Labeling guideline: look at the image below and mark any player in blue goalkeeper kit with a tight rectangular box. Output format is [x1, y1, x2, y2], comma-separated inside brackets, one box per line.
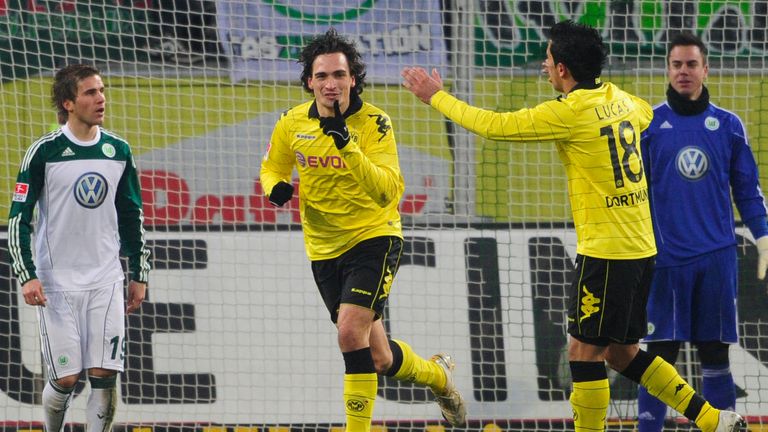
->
[638, 32, 768, 432]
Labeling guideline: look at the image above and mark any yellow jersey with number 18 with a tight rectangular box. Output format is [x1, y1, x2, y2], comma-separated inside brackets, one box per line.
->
[431, 81, 655, 259]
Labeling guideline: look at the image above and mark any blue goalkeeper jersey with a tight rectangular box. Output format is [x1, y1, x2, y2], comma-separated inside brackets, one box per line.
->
[641, 101, 767, 267]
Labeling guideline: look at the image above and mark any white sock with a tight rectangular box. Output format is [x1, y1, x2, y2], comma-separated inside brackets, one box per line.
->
[42, 381, 74, 432]
[86, 375, 117, 432]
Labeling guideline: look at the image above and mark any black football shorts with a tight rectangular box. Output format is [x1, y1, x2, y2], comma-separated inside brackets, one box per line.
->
[311, 236, 403, 323]
[567, 254, 655, 343]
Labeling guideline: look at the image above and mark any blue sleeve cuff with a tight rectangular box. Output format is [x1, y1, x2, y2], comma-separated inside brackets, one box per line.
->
[745, 215, 768, 240]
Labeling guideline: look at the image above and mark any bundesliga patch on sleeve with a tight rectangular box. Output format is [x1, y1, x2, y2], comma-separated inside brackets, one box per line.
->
[13, 182, 29, 202]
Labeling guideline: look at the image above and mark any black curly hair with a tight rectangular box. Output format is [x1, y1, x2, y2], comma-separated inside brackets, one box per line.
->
[298, 28, 366, 95]
[549, 20, 607, 83]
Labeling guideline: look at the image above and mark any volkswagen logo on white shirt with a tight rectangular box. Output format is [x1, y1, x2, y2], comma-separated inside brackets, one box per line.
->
[676, 146, 709, 180]
[74, 172, 109, 208]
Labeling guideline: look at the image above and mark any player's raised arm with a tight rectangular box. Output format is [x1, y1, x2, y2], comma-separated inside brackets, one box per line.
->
[401, 67, 444, 104]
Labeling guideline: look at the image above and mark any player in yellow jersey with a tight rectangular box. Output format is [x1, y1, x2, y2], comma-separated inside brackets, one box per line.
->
[402, 20, 744, 432]
[260, 29, 466, 431]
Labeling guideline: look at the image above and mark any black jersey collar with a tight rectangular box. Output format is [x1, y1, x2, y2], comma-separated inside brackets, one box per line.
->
[559, 78, 602, 100]
[309, 91, 363, 119]
[570, 77, 603, 93]
[666, 84, 710, 116]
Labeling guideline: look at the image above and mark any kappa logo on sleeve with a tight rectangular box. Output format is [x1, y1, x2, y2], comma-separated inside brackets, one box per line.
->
[13, 182, 29, 202]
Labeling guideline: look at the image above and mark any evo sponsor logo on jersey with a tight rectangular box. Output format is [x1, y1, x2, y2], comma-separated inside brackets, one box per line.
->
[74, 172, 109, 208]
[604, 187, 649, 207]
[294, 151, 348, 169]
[12, 182, 29, 202]
[676, 146, 709, 180]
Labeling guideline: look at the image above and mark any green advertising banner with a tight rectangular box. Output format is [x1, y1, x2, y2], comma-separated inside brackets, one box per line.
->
[475, 0, 767, 67]
[0, 0, 152, 81]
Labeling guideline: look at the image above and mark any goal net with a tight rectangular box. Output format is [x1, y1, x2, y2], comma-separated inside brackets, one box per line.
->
[1, 1, 767, 431]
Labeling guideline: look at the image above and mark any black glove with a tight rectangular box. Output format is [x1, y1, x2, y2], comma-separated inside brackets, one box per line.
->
[268, 181, 294, 207]
[319, 100, 350, 150]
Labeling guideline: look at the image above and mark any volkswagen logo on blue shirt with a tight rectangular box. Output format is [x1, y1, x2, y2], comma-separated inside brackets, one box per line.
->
[676, 146, 709, 180]
[74, 172, 109, 208]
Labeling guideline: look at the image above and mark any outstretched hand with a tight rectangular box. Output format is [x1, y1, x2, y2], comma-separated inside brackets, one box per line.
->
[319, 101, 350, 150]
[401, 67, 443, 104]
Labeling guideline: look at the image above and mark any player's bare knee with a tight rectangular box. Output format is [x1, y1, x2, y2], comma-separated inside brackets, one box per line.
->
[605, 343, 639, 372]
[336, 327, 368, 352]
[88, 368, 118, 379]
[55, 374, 80, 389]
[371, 350, 393, 374]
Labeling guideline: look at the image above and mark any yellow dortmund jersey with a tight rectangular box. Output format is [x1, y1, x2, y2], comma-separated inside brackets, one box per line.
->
[260, 95, 404, 260]
[432, 81, 656, 259]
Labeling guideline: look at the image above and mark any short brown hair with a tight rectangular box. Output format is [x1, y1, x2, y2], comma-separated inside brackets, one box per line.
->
[51, 64, 101, 123]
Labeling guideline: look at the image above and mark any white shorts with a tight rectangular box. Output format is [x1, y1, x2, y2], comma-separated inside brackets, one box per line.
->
[38, 281, 125, 380]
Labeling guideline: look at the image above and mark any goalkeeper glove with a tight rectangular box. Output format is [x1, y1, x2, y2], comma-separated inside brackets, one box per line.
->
[268, 181, 293, 207]
[319, 100, 350, 150]
[758, 236, 768, 280]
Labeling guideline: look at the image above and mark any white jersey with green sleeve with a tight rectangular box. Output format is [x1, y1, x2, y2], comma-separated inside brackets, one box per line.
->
[8, 124, 150, 291]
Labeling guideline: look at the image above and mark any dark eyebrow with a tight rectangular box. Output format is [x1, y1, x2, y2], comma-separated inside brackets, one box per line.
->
[314, 69, 348, 77]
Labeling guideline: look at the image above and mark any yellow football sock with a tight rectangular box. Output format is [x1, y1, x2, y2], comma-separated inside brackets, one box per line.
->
[344, 373, 377, 432]
[570, 379, 609, 431]
[639, 356, 698, 415]
[694, 403, 720, 432]
[390, 339, 446, 391]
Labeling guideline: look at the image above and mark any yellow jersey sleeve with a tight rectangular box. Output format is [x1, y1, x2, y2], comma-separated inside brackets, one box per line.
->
[260, 112, 296, 195]
[431, 83, 656, 259]
[338, 112, 404, 208]
[431, 90, 573, 142]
